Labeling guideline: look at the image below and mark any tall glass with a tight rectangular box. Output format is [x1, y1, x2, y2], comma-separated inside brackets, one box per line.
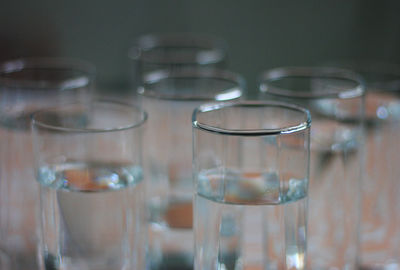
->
[259, 67, 365, 270]
[139, 68, 244, 270]
[0, 58, 94, 269]
[31, 100, 147, 270]
[192, 101, 311, 270]
[128, 33, 228, 96]
[330, 62, 400, 270]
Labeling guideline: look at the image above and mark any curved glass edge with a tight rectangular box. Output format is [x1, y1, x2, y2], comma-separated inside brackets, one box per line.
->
[192, 101, 311, 136]
[127, 32, 228, 65]
[0, 57, 96, 89]
[137, 68, 246, 101]
[31, 99, 147, 134]
[322, 60, 400, 92]
[258, 66, 365, 99]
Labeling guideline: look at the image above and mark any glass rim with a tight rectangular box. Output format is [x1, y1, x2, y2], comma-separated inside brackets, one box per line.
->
[324, 59, 400, 75]
[0, 57, 96, 90]
[128, 32, 228, 65]
[138, 67, 245, 101]
[31, 99, 147, 133]
[259, 66, 365, 99]
[192, 100, 311, 136]
[323, 60, 400, 91]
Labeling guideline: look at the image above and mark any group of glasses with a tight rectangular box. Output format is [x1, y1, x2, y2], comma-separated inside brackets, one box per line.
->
[0, 33, 399, 270]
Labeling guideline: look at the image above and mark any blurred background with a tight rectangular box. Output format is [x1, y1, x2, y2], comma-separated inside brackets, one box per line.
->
[1, 0, 400, 96]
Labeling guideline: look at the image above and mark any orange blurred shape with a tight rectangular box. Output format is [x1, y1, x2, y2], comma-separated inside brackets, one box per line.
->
[64, 169, 108, 191]
[165, 201, 193, 229]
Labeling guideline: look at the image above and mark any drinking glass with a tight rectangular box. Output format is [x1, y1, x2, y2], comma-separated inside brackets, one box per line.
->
[139, 68, 244, 270]
[128, 33, 228, 95]
[192, 101, 311, 270]
[259, 67, 365, 270]
[31, 100, 147, 270]
[0, 58, 94, 269]
[330, 61, 400, 270]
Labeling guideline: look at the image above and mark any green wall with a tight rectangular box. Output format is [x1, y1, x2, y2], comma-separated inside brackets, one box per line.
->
[1, 0, 399, 95]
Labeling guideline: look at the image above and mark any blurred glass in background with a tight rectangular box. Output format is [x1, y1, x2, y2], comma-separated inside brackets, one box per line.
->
[139, 67, 244, 270]
[259, 67, 364, 270]
[0, 58, 94, 270]
[328, 61, 400, 270]
[127, 33, 228, 99]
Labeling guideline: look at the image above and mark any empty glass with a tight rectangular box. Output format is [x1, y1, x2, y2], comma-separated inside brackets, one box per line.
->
[31, 100, 147, 270]
[192, 101, 311, 270]
[139, 68, 244, 270]
[259, 67, 365, 270]
[0, 58, 94, 269]
[128, 33, 228, 95]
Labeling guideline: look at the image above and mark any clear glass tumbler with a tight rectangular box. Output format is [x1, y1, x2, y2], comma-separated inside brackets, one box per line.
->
[192, 101, 311, 270]
[0, 58, 94, 269]
[259, 67, 365, 270]
[139, 68, 244, 270]
[330, 62, 400, 270]
[128, 33, 228, 95]
[31, 100, 147, 270]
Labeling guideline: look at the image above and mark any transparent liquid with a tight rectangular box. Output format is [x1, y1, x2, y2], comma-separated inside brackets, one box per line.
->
[194, 169, 307, 270]
[37, 162, 145, 270]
